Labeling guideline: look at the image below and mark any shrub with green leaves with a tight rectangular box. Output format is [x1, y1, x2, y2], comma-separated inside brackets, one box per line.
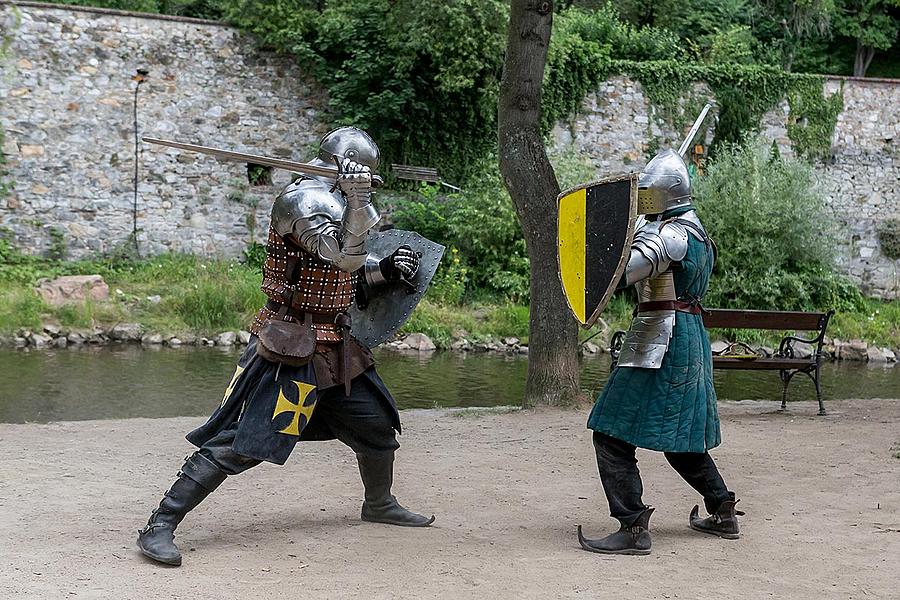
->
[693, 139, 863, 312]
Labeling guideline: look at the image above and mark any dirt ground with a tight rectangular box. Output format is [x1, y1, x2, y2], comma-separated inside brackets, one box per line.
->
[1, 399, 898, 600]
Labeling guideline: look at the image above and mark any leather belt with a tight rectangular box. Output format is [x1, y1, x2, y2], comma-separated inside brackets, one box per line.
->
[265, 300, 354, 396]
[265, 300, 344, 324]
[637, 300, 703, 314]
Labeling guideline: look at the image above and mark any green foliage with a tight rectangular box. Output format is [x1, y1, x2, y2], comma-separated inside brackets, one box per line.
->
[41, 0, 225, 17]
[242, 240, 267, 270]
[693, 139, 864, 313]
[219, 0, 508, 181]
[392, 173, 529, 301]
[876, 217, 900, 260]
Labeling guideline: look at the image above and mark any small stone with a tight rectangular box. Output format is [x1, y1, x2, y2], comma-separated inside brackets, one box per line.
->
[403, 333, 436, 352]
[110, 323, 143, 342]
[180, 333, 198, 345]
[450, 339, 470, 351]
[20, 144, 44, 157]
[583, 341, 600, 354]
[31, 334, 52, 348]
[791, 341, 814, 359]
[141, 333, 164, 345]
[503, 337, 520, 347]
[146, 295, 162, 304]
[14, 337, 27, 347]
[55, 337, 68, 349]
[866, 346, 887, 363]
[42, 323, 61, 337]
[710, 340, 729, 355]
[238, 330, 251, 344]
[167, 338, 182, 347]
[215, 331, 236, 346]
[67, 331, 87, 345]
[517, 346, 529, 355]
[839, 339, 868, 361]
[880, 347, 896, 362]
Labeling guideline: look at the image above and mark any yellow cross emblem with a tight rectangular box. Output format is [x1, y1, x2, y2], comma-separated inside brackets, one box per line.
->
[221, 365, 245, 407]
[272, 380, 317, 436]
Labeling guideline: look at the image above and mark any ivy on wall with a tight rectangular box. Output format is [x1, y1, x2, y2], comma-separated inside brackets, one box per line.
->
[543, 8, 844, 163]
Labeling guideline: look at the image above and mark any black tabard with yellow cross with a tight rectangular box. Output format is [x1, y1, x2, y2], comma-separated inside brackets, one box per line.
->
[186, 338, 319, 465]
[557, 174, 637, 328]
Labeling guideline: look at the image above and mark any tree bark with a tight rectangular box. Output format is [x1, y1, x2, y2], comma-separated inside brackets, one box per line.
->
[853, 39, 876, 77]
[498, 0, 580, 407]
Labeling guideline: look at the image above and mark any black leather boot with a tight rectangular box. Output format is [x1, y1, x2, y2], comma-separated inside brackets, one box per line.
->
[357, 452, 435, 527]
[689, 495, 742, 539]
[577, 507, 654, 555]
[137, 453, 228, 566]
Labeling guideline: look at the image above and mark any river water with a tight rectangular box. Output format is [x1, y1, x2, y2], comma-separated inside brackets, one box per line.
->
[0, 346, 897, 423]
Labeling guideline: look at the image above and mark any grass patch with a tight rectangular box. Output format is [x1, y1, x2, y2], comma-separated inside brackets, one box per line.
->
[0, 246, 898, 348]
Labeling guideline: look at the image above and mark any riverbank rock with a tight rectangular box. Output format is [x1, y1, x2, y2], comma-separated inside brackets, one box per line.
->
[238, 330, 251, 345]
[503, 337, 520, 347]
[36, 275, 109, 307]
[450, 339, 471, 351]
[215, 331, 236, 346]
[141, 333, 163, 345]
[792, 341, 815, 359]
[583, 342, 600, 354]
[710, 340, 729, 355]
[839, 339, 868, 362]
[866, 346, 888, 363]
[881, 347, 897, 362]
[403, 333, 436, 352]
[110, 323, 143, 342]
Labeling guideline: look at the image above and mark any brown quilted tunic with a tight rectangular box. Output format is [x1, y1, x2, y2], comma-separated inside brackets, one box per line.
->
[250, 226, 356, 343]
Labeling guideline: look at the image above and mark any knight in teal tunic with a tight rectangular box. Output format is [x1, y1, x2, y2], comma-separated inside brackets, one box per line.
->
[578, 149, 742, 556]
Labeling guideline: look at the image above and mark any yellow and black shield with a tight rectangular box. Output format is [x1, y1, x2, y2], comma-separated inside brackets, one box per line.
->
[557, 174, 638, 328]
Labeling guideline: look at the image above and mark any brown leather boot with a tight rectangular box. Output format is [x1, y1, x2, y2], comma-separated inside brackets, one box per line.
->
[577, 507, 654, 555]
[689, 498, 741, 539]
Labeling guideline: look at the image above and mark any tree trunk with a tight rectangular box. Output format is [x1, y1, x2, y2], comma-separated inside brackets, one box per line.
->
[853, 39, 876, 77]
[498, 0, 580, 407]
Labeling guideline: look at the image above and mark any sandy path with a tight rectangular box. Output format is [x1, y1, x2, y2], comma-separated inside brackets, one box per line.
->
[0, 399, 898, 600]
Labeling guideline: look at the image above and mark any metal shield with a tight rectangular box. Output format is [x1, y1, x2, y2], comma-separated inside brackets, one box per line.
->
[557, 173, 637, 328]
[349, 229, 445, 348]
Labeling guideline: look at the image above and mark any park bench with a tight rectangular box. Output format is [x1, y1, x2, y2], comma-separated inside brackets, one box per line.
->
[391, 164, 462, 191]
[610, 308, 835, 415]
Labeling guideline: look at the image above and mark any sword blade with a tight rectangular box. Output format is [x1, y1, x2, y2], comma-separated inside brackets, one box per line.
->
[142, 137, 339, 179]
[678, 103, 713, 157]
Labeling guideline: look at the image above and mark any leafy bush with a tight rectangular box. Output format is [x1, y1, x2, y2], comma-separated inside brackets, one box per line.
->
[693, 139, 863, 312]
[391, 169, 529, 301]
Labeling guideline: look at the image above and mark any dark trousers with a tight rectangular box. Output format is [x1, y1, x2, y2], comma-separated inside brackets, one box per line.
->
[199, 375, 400, 475]
[593, 432, 732, 526]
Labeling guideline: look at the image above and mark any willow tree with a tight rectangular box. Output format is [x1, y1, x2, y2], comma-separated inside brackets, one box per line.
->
[499, 0, 580, 406]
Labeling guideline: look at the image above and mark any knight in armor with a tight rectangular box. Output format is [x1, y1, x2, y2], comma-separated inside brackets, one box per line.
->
[578, 149, 741, 556]
[137, 127, 434, 567]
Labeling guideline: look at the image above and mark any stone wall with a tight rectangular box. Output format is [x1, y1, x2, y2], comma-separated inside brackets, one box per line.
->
[1, 2, 324, 258]
[552, 75, 900, 299]
[1, 3, 897, 299]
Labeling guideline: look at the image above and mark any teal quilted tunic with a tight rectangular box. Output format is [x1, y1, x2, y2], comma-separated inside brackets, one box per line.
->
[587, 211, 720, 453]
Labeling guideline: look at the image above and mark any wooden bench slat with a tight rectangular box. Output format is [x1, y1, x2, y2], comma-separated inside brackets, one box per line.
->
[712, 357, 815, 370]
[703, 309, 826, 331]
[391, 164, 440, 183]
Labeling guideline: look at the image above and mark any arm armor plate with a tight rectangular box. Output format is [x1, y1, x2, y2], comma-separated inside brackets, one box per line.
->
[622, 220, 689, 286]
[271, 180, 381, 273]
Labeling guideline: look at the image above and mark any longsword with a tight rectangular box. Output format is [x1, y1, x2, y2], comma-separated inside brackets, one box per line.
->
[677, 103, 713, 157]
[142, 136, 384, 186]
